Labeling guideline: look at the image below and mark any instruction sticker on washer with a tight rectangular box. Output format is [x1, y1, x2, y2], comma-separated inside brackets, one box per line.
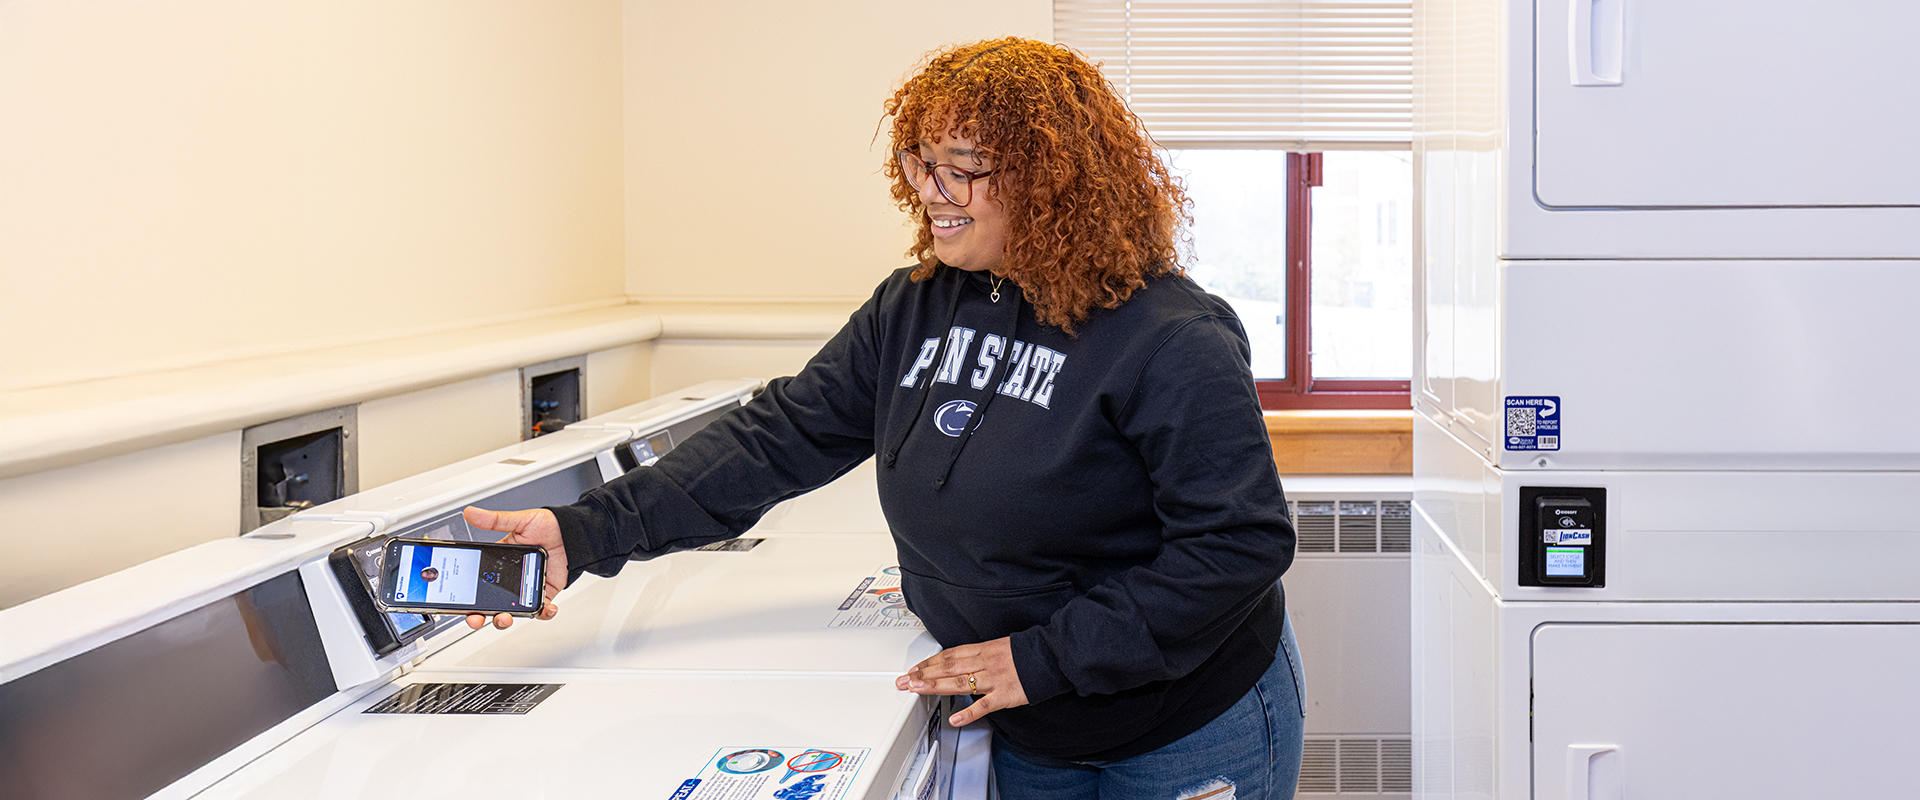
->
[828, 566, 922, 629]
[666, 746, 869, 800]
[364, 682, 561, 715]
[1503, 396, 1561, 451]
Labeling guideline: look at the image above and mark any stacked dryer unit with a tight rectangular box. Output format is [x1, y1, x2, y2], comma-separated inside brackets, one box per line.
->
[1413, 1, 1920, 798]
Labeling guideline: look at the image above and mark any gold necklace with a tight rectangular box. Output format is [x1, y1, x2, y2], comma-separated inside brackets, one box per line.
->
[990, 274, 1005, 302]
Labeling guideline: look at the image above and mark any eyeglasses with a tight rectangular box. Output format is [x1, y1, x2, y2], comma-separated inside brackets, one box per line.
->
[898, 149, 996, 207]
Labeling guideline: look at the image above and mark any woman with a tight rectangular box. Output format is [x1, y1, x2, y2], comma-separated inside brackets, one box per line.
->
[467, 37, 1304, 798]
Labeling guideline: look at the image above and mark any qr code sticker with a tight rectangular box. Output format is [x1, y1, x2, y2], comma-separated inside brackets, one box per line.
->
[1506, 407, 1537, 437]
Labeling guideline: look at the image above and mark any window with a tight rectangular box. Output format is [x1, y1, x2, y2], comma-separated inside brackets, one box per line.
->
[1174, 149, 1411, 409]
[1056, 0, 1415, 409]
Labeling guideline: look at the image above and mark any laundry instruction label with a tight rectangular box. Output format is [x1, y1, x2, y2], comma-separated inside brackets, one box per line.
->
[363, 682, 561, 715]
[1504, 396, 1561, 451]
[668, 746, 869, 800]
[696, 538, 765, 552]
[828, 567, 922, 630]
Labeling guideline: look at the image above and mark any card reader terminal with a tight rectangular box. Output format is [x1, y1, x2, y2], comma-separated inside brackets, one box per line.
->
[1518, 486, 1606, 588]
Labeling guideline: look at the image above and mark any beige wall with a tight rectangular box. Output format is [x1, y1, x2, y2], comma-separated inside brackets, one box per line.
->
[0, 0, 627, 391]
[0, 0, 1057, 608]
[622, 0, 1053, 305]
[585, 342, 656, 417]
[0, 432, 242, 610]
[650, 339, 830, 392]
[356, 370, 524, 489]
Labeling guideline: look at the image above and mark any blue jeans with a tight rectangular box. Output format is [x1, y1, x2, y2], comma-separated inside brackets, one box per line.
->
[991, 616, 1306, 800]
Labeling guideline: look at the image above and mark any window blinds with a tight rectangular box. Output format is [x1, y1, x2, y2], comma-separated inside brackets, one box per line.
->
[1053, 0, 1413, 148]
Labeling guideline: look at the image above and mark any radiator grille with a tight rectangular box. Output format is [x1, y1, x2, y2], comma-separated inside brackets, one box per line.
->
[1298, 736, 1413, 798]
[1294, 501, 1338, 552]
[1379, 500, 1412, 553]
[1298, 739, 1338, 792]
[1381, 739, 1413, 792]
[1337, 501, 1378, 552]
[1337, 739, 1381, 793]
[1290, 497, 1412, 556]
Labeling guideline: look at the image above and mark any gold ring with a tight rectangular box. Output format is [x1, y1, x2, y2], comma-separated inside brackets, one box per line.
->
[967, 672, 979, 693]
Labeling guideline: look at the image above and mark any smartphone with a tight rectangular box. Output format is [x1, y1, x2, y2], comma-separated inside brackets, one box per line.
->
[376, 537, 547, 617]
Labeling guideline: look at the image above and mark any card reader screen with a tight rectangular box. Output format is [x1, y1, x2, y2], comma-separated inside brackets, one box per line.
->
[630, 433, 671, 466]
[386, 612, 432, 633]
[1544, 547, 1586, 577]
[392, 543, 539, 611]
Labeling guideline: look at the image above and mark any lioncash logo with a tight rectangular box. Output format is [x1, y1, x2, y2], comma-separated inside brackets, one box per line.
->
[934, 400, 977, 437]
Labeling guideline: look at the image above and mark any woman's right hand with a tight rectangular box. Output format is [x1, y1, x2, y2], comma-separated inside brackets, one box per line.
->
[461, 506, 570, 630]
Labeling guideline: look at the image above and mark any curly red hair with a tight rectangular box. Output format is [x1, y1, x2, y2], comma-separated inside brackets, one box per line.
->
[882, 38, 1189, 332]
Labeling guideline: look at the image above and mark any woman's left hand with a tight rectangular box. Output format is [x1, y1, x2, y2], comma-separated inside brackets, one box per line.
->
[896, 637, 1030, 726]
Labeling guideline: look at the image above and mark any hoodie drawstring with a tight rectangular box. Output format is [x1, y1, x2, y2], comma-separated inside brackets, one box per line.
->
[932, 281, 1022, 490]
[880, 269, 1027, 491]
[880, 272, 970, 470]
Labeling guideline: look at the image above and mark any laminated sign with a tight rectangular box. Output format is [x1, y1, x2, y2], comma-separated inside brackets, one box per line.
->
[667, 746, 870, 800]
[828, 567, 922, 629]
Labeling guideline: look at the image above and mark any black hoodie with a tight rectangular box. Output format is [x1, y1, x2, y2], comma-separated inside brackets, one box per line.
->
[548, 265, 1295, 761]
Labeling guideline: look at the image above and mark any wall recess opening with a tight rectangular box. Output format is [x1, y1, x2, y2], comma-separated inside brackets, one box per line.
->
[241, 405, 358, 532]
[521, 355, 586, 439]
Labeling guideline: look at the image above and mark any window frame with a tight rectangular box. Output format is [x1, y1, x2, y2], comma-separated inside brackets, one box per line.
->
[1256, 152, 1412, 410]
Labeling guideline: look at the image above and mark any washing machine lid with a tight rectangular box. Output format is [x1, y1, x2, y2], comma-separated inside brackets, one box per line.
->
[195, 668, 929, 800]
[435, 533, 936, 675]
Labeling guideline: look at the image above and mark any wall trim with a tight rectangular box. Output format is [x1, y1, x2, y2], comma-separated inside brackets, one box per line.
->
[0, 305, 662, 479]
[5, 297, 634, 395]
[654, 312, 850, 341]
[627, 294, 870, 307]
[0, 302, 852, 479]
[1266, 410, 1415, 476]
[630, 298, 858, 340]
[3, 305, 1407, 481]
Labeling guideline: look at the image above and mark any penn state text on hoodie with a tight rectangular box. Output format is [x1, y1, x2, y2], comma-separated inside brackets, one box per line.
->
[547, 266, 1295, 761]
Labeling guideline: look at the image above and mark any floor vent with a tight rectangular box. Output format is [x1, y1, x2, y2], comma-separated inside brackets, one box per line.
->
[1298, 736, 1413, 798]
[1291, 499, 1412, 555]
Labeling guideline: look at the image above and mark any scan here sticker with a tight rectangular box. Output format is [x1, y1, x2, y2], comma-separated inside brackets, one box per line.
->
[1504, 396, 1561, 451]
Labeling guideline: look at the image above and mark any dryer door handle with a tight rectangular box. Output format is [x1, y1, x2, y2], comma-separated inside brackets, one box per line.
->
[1570, 0, 1625, 86]
[1567, 743, 1623, 800]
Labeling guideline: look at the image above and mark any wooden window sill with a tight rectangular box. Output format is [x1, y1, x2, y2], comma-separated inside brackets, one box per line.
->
[1264, 410, 1413, 476]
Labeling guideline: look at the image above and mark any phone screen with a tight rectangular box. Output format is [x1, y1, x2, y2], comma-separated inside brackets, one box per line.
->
[389, 542, 541, 612]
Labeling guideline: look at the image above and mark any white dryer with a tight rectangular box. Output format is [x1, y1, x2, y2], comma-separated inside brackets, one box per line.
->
[1414, 2, 1920, 799]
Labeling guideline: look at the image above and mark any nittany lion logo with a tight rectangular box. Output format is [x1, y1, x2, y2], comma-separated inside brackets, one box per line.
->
[934, 399, 977, 437]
